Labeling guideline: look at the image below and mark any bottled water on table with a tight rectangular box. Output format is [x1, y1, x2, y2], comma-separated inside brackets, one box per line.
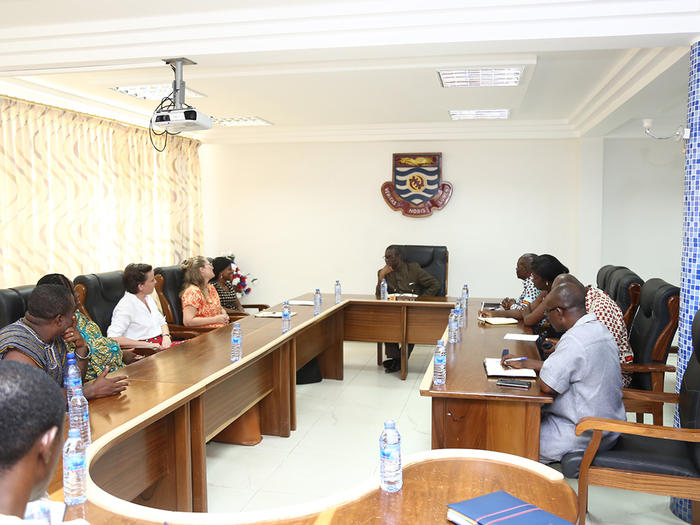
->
[453, 301, 463, 340]
[281, 301, 291, 333]
[334, 280, 342, 304]
[64, 353, 81, 405]
[69, 386, 91, 446]
[63, 428, 87, 505]
[230, 322, 242, 362]
[448, 310, 457, 344]
[379, 419, 402, 492]
[313, 289, 322, 316]
[433, 340, 446, 386]
[380, 278, 389, 300]
[461, 283, 469, 312]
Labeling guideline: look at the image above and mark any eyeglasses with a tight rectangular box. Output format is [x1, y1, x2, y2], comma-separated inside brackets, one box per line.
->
[544, 305, 571, 316]
[383, 255, 395, 261]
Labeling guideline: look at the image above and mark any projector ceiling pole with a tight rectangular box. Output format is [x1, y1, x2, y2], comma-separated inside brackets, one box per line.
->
[164, 57, 196, 110]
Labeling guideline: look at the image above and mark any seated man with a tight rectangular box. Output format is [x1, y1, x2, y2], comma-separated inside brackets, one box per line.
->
[484, 253, 540, 320]
[0, 284, 128, 400]
[501, 283, 625, 463]
[550, 273, 634, 386]
[376, 245, 440, 373]
[0, 360, 87, 523]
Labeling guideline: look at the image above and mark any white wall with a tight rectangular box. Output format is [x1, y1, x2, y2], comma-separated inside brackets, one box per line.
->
[602, 138, 684, 285]
[199, 140, 580, 305]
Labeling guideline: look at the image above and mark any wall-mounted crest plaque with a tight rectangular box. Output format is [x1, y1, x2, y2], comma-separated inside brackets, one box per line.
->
[381, 153, 452, 217]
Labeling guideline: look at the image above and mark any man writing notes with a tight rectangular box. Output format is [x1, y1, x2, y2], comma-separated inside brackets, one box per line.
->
[501, 283, 625, 463]
[376, 245, 440, 373]
[484, 253, 540, 320]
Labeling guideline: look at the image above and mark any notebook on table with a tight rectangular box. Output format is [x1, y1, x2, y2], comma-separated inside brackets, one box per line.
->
[477, 317, 518, 325]
[447, 490, 573, 524]
[483, 358, 536, 378]
[254, 311, 298, 318]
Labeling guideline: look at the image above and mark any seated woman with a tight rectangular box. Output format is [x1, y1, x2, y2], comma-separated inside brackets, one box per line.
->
[211, 256, 247, 316]
[107, 263, 174, 350]
[480, 254, 569, 329]
[36, 273, 141, 380]
[181, 256, 229, 328]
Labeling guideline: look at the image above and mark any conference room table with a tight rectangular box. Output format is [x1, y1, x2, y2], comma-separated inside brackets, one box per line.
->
[45, 294, 556, 523]
[420, 300, 553, 460]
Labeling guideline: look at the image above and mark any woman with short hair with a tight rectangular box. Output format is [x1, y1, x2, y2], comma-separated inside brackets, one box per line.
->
[181, 256, 229, 328]
[211, 256, 246, 315]
[107, 263, 173, 350]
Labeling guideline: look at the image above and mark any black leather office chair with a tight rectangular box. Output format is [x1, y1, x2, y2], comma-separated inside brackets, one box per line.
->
[377, 245, 449, 366]
[560, 309, 700, 525]
[0, 284, 34, 329]
[606, 268, 644, 331]
[622, 278, 680, 425]
[73, 271, 126, 335]
[400, 245, 449, 296]
[596, 265, 622, 293]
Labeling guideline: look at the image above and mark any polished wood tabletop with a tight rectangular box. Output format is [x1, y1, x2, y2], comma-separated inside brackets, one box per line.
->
[64, 450, 577, 525]
[420, 298, 553, 459]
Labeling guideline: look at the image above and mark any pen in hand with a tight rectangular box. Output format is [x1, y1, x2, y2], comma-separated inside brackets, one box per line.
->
[505, 357, 528, 363]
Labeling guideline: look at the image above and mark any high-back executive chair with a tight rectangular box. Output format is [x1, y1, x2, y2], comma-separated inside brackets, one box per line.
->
[621, 278, 680, 425]
[560, 308, 700, 525]
[605, 267, 644, 331]
[73, 271, 126, 335]
[0, 284, 35, 329]
[596, 264, 621, 294]
[376, 245, 449, 366]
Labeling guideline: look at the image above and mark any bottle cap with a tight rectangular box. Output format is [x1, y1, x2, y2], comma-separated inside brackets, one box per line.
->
[233, 322, 240, 328]
[68, 358, 76, 365]
[66, 352, 75, 359]
[384, 419, 396, 429]
[315, 288, 320, 293]
[68, 428, 80, 438]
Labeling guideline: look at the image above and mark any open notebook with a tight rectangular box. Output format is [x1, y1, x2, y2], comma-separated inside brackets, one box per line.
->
[477, 316, 518, 325]
[483, 358, 536, 378]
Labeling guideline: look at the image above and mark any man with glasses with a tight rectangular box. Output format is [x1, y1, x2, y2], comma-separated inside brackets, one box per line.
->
[501, 283, 625, 463]
[376, 245, 440, 373]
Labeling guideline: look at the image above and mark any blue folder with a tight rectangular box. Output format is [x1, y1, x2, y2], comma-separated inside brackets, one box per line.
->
[446, 490, 574, 525]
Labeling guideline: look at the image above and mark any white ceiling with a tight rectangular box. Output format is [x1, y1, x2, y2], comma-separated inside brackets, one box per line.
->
[0, 0, 698, 143]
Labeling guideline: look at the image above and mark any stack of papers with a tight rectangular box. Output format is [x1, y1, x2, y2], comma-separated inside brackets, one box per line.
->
[254, 311, 298, 318]
[503, 333, 539, 341]
[287, 300, 314, 306]
[477, 316, 518, 325]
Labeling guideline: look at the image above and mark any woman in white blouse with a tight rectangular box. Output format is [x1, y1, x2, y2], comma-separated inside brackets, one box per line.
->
[107, 263, 173, 351]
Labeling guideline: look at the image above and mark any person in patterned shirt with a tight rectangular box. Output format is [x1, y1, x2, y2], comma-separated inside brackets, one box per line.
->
[502, 253, 540, 310]
[549, 273, 634, 387]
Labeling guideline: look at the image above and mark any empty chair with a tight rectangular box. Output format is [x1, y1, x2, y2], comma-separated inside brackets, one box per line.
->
[622, 278, 680, 425]
[73, 271, 125, 335]
[596, 265, 622, 294]
[607, 267, 644, 330]
[560, 307, 700, 525]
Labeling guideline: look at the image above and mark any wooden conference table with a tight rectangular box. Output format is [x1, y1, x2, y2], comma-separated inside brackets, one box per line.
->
[49, 294, 554, 523]
[420, 299, 552, 460]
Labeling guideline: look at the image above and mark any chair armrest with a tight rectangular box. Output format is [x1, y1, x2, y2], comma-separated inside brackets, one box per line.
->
[169, 329, 201, 340]
[242, 303, 269, 311]
[228, 312, 248, 322]
[168, 323, 216, 336]
[575, 417, 700, 442]
[669, 345, 678, 354]
[622, 388, 680, 404]
[620, 363, 676, 373]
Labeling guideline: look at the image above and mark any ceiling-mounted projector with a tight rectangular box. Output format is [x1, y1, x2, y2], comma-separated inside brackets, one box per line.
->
[152, 108, 212, 132]
[150, 57, 211, 151]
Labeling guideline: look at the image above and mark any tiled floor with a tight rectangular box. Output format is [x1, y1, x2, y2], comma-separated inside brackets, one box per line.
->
[206, 343, 687, 524]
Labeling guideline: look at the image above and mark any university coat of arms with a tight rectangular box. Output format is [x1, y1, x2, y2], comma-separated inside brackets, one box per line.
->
[381, 153, 452, 217]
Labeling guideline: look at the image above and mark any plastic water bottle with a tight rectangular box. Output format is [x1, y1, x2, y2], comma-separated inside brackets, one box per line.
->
[313, 289, 322, 316]
[230, 322, 242, 362]
[63, 353, 81, 405]
[448, 310, 457, 344]
[63, 428, 87, 505]
[454, 301, 463, 340]
[335, 280, 342, 304]
[461, 284, 469, 312]
[69, 386, 91, 446]
[433, 340, 446, 386]
[380, 278, 388, 300]
[379, 420, 402, 492]
[281, 301, 291, 333]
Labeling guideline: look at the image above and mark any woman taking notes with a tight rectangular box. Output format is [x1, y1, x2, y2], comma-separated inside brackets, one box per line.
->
[181, 256, 229, 328]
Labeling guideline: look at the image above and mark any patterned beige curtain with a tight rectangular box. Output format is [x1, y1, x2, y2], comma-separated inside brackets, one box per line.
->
[0, 96, 203, 287]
